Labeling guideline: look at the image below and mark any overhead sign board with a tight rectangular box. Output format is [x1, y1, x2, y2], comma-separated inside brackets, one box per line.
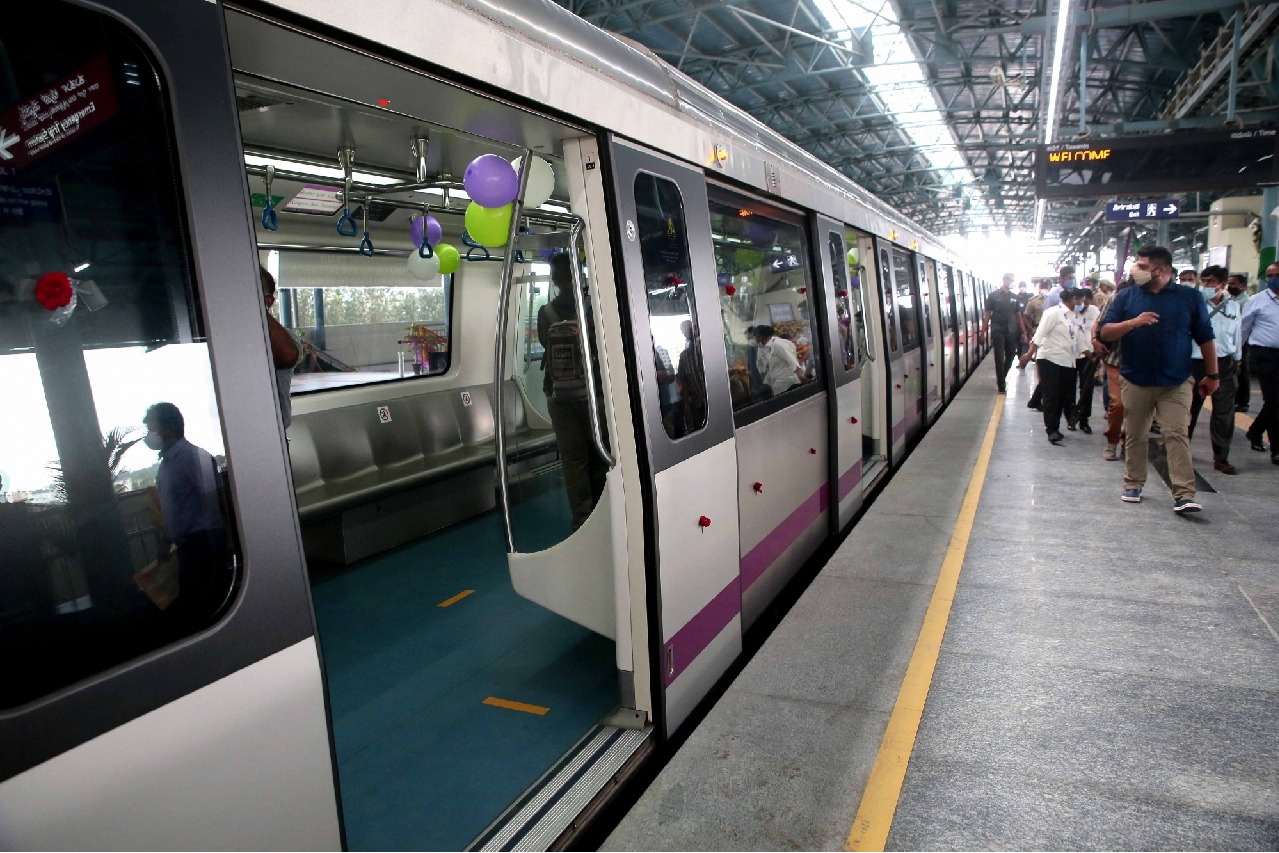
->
[1104, 199, 1181, 221]
[1036, 128, 1279, 200]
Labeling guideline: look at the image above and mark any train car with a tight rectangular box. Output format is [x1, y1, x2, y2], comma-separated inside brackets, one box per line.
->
[0, 0, 987, 849]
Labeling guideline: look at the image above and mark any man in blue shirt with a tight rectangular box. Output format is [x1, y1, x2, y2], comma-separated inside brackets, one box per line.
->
[1241, 261, 1279, 464]
[1099, 246, 1219, 513]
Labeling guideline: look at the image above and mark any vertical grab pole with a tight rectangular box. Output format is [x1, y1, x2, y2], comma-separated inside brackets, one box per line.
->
[492, 152, 533, 554]
[567, 219, 615, 467]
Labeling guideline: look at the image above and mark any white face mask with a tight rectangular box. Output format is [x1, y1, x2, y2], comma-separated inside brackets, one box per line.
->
[1073, 304, 1085, 314]
[1131, 267, 1153, 286]
[143, 432, 164, 451]
[1200, 286, 1217, 299]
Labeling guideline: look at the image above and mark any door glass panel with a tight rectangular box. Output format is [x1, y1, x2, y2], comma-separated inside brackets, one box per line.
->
[829, 232, 855, 372]
[878, 248, 899, 354]
[919, 258, 934, 344]
[634, 172, 707, 439]
[893, 248, 919, 351]
[0, 3, 238, 709]
[707, 194, 817, 409]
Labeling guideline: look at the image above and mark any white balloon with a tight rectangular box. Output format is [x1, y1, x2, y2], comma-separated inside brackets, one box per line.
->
[511, 155, 556, 209]
[407, 250, 441, 282]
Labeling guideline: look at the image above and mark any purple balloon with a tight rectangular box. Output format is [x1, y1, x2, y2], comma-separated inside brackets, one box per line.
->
[410, 215, 443, 248]
[464, 154, 520, 208]
[538, 247, 558, 261]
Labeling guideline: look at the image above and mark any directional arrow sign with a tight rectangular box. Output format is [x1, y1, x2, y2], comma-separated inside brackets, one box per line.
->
[0, 128, 18, 161]
[1104, 199, 1181, 222]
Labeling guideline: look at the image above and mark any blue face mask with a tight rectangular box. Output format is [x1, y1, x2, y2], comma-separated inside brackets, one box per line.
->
[1268, 275, 1279, 292]
[1200, 286, 1217, 300]
[1073, 303, 1084, 314]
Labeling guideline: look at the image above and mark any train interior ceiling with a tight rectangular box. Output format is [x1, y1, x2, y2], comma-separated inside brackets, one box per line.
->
[230, 10, 628, 851]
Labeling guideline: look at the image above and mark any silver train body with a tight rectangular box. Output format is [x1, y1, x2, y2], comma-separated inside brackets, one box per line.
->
[0, 0, 992, 848]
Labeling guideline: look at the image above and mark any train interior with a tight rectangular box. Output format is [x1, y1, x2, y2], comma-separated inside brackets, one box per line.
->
[227, 10, 630, 849]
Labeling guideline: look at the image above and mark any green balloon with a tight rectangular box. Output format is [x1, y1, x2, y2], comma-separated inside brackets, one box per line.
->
[464, 202, 512, 248]
[436, 242, 461, 275]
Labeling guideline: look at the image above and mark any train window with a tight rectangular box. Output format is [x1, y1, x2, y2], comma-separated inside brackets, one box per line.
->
[0, 4, 240, 708]
[846, 231, 874, 365]
[878, 248, 899, 353]
[634, 172, 707, 439]
[919, 258, 934, 344]
[270, 251, 454, 388]
[892, 248, 920, 351]
[708, 194, 817, 409]
[828, 233, 856, 371]
[939, 263, 955, 331]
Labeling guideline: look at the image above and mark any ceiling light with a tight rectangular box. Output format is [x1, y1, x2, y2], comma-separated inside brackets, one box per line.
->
[244, 153, 401, 186]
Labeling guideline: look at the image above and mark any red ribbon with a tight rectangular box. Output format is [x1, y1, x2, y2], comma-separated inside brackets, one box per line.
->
[35, 272, 73, 310]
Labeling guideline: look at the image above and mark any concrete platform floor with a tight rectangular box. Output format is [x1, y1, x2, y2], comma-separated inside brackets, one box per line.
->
[604, 358, 1279, 851]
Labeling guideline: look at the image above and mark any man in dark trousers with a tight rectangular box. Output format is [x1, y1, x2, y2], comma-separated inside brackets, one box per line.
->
[1098, 245, 1218, 514]
[984, 272, 1021, 393]
[1241, 261, 1279, 464]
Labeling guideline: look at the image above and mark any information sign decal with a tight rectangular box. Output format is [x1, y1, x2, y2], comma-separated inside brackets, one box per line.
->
[1104, 199, 1181, 222]
[282, 184, 343, 215]
[0, 178, 61, 224]
[0, 55, 120, 170]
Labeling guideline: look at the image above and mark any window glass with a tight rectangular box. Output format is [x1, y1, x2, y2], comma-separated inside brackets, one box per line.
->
[709, 194, 817, 409]
[829, 232, 856, 371]
[892, 248, 920, 351]
[939, 264, 954, 330]
[0, 4, 238, 708]
[847, 231, 874, 365]
[879, 248, 899, 353]
[919, 257, 934, 344]
[269, 251, 453, 390]
[634, 173, 706, 439]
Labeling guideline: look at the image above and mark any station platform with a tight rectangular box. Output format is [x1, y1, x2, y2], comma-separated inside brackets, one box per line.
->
[604, 359, 1279, 851]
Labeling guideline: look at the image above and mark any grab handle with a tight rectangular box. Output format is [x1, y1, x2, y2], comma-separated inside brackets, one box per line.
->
[260, 165, 278, 232]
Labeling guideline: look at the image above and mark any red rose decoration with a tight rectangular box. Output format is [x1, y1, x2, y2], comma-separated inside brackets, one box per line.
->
[725, 284, 737, 296]
[668, 274, 683, 285]
[35, 272, 73, 310]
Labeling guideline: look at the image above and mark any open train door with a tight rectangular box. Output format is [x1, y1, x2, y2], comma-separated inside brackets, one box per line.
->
[607, 139, 741, 736]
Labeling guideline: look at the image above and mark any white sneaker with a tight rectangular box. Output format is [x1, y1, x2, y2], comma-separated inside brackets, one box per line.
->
[1103, 443, 1119, 461]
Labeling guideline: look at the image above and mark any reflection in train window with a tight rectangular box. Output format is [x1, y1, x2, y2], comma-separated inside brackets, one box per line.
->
[633, 173, 707, 439]
[828, 232, 856, 372]
[919, 258, 934, 344]
[892, 248, 920, 351]
[268, 250, 453, 392]
[708, 195, 817, 409]
[879, 248, 899, 353]
[0, 4, 239, 709]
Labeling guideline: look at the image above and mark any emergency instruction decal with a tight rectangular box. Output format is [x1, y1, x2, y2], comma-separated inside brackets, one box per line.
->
[0, 54, 120, 170]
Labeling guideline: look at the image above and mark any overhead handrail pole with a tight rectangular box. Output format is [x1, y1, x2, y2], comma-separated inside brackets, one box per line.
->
[567, 218, 615, 468]
[492, 151, 534, 554]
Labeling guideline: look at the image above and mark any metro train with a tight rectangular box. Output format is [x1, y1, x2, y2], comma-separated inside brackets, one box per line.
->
[0, 0, 992, 848]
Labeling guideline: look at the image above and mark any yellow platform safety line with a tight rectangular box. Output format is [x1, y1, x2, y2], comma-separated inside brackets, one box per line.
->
[845, 395, 1005, 852]
[437, 589, 475, 608]
[483, 697, 550, 716]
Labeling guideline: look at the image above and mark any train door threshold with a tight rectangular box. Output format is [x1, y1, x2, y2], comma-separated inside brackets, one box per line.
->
[472, 723, 654, 851]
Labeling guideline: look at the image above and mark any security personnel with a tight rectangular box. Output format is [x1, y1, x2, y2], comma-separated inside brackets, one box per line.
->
[1187, 266, 1241, 474]
[983, 272, 1022, 393]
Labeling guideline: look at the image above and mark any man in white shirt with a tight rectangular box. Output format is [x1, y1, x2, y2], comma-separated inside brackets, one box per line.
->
[1072, 289, 1102, 434]
[1018, 289, 1082, 444]
[1187, 265, 1241, 473]
[755, 324, 804, 397]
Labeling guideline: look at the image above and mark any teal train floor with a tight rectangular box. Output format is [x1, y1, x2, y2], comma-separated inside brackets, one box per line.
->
[310, 473, 618, 851]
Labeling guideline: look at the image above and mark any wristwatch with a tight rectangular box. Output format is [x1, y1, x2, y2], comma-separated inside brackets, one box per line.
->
[1205, 372, 1220, 380]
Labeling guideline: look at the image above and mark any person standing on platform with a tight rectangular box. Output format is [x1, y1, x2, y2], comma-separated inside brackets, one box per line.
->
[1241, 262, 1279, 464]
[1044, 264, 1075, 310]
[1178, 268, 1199, 287]
[1072, 288, 1101, 434]
[1229, 273, 1253, 412]
[1098, 245, 1218, 514]
[1015, 281, 1031, 356]
[1187, 266, 1241, 474]
[984, 273, 1021, 393]
[1018, 288, 1082, 445]
[1021, 280, 1050, 404]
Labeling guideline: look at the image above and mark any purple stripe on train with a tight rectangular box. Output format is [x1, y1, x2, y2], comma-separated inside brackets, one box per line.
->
[837, 460, 863, 502]
[662, 577, 741, 687]
[740, 486, 829, 591]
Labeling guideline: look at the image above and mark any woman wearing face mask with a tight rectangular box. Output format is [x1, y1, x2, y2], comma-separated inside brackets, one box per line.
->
[1240, 262, 1279, 463]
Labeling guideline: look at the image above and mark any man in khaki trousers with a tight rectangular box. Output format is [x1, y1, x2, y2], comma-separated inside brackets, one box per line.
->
[1098, 246, 1219, 514]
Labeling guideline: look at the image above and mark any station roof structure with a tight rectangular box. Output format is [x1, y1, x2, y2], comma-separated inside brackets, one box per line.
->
[552, 0, 1279, 257]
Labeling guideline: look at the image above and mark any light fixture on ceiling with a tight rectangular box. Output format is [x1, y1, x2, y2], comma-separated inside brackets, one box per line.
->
[244, 153, 401, 186]
[1036, 0, 1074, 240]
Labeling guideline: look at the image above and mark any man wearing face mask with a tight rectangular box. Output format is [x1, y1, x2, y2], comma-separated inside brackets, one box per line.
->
[1187, 266, 1241, 474]
[1178, 268, 1199, 287]
[1229, 273, 1252, 412]
[1240, 262, 1279, 464]
[1043, 264, 1075, 310]
[1099, 246, 1218, 513]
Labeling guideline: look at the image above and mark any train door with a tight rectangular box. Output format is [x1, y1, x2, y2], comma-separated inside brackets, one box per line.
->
[954, 269, 968, 379]
[847, 230, 889, 490]
[607, 140, 741, 735]
[819, 223, 872, 529]
[919, 255, 943, 421]
[892, 247, 926, 446]
[941, 264, 960, 397]
[0, 2, 340, 848]
[876, 242, 907, 462]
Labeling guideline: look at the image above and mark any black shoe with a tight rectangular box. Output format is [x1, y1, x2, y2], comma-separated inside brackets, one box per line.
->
[1048, 431, 1064, 444]
[997, 386, 1006, 393]
[1066, 422, 1077, 431]
[1079, 421, 1092, 434]
[1251, 438, 1268, 452]
[1236, 404, 1250, 413]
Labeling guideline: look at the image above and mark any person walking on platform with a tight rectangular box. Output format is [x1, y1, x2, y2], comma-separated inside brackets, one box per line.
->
[1022, 280, 1050, 405]
[1098, 246, 1218, 513]
[1072, 288, 1101, 434]
[1187, 266, 1241, 474]
[984, 273, 1021, 393]
[1229, 273, 1252, 411]
[1241, 262, 1279, 464]
[1018, 288, 1082, 444]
